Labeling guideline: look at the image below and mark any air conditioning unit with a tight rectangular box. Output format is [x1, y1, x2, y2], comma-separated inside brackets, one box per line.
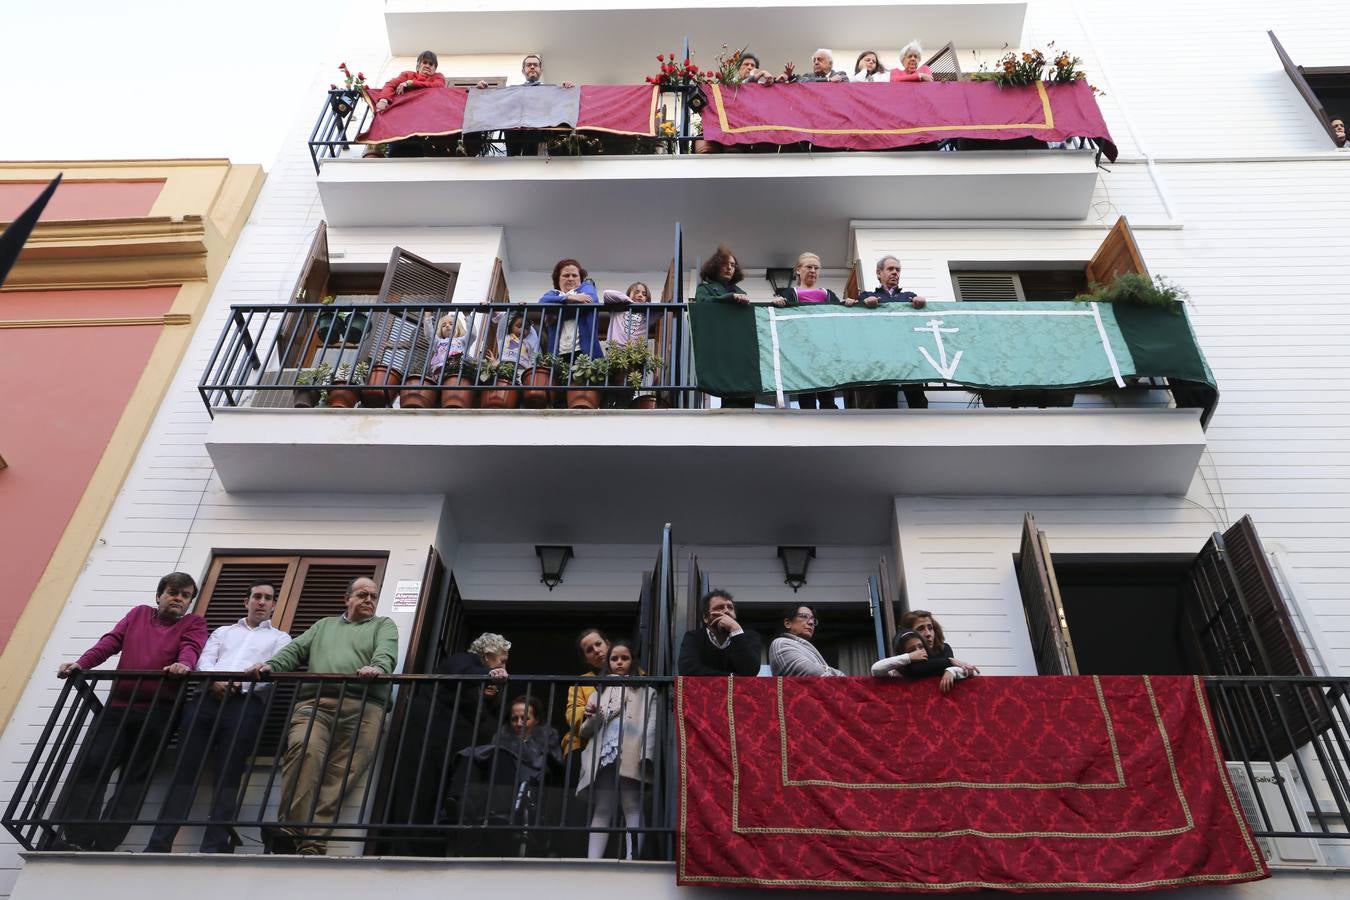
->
[1226, 761, 1324, 866]
[249, 368, 301, 409]
[951, 272, 1025, 302]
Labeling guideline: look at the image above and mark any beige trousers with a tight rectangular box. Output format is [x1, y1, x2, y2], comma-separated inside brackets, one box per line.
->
[277, 695, 385, 853]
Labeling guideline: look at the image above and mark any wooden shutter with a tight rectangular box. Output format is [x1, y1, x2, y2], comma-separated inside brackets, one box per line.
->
[1015, 513, 1078, 675]
[1085, 216, 1149, 287]
[877, 558, 898, 656]
[280, 557, 387, 635]
[924, 42, 962, 83]
[434, 574, 468, 666]
[400, 546, 447, 674]
[291, 223, 330, 305]
[487, 257, 510, 303]
[193, 556, 301, 632]
[661, 257, 676, 303]
[686, 554, 705, 635]
[1182, 515, 1326, 759]
[1269, 31, 1337, 143]
[364, 247, 456, 377]
[844, 261, 860, 301]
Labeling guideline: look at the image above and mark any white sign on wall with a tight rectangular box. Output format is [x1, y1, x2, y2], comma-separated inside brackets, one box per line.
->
[391, 579, 422, 613]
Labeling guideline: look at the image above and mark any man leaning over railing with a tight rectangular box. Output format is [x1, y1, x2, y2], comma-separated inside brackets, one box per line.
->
[53, 572, 208, 851]
[247, 576, 398, 856]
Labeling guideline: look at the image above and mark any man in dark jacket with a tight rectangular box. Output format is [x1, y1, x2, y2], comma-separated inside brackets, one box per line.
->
[678, 589, 763, 675]
[857, 255, 930, 410]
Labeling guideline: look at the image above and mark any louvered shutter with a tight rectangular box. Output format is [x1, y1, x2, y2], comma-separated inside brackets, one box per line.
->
[952, 272, 1025, 301]
[487, 257, 510, 302]
[844, 261, 860, 301]
[362, 247, 455, 379]
[1269, 32, 1337, 144]
[194, 557, 300, 634]
[660, 257, 675, 302]
[1183, 516, 1328, 759]
[1015, 513, 1078, 675]
[686, 554, 705, 635]
[923, 42, 962, 83]
[1085, 216, 1149, 287]
[400, 547, 447, 674]
[291, 223, 330, 305]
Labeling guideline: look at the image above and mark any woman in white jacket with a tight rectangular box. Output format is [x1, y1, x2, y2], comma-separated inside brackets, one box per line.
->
[577, 640, 660, 859]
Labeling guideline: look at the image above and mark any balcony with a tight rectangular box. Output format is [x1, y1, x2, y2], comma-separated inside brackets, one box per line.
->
[6, 668, 1347, 879]
[198, 299, 1213, 540]
[313, 74, 1114, 259]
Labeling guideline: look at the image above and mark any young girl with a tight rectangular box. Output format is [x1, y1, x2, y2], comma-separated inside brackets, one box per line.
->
[602, 281, 653, 349]
[487, 309, 539, 371]
[428, 311, 469, 378]
[577, 640, 659, 859]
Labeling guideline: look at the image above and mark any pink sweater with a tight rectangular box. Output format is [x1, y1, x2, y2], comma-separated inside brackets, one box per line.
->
[76, 605, 208, 706]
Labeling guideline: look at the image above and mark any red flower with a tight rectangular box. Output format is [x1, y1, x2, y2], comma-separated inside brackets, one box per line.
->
[339, 62, 349, 71]
[683, 58, 690, 66]
[658, 54, 665, 62]
[357, 72, 365, 80]
[330, 83, 338, 89]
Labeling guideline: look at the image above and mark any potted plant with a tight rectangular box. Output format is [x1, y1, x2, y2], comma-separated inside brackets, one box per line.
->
[565, 354, 609, 410]
[605, 342, 665, 409]
[329, 361, 369, 409]
[521, 353, 560, 409]
[1074, 272, 1188, 311]
[399, 366, 439, 409]
[330, 63, 367, 118]
[479, 359, 521, 410]
[439, 355, 478, 409]
[360, 358, 402, 408]
[293, 362, 332, 409]
[316, 295, 369, 345]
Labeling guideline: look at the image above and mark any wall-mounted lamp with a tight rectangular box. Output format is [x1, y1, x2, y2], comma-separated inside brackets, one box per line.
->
[776, 546, 815, 593]
[765, 267, 795, 293]
[535, 545, 574, 591]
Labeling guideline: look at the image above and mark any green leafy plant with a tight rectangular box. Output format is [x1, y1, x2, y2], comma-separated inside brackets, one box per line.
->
[531, 352, 563, 378]
[334, 360, 371, 385]
[1075, 272, 1189, 311]
[442, 354, 477, 381]
[295, 362, 333, 387]
[478, 359, 519, 384]
[567, 353, 610, 386]
[606, 341, 665, 389]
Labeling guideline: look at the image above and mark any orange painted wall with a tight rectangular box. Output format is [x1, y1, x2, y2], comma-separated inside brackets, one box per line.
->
[0, 180, 164, 221]
[0, 287, 177, 651]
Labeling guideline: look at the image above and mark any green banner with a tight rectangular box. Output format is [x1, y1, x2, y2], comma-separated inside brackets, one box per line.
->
[689, 300, 1216, 412]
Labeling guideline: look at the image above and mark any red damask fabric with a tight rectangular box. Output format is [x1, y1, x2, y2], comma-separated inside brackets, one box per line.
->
[698, 81, 1118, 160]
[677, 675, 1268, 892]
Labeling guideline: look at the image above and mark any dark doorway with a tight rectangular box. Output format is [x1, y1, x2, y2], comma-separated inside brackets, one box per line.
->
[733, 602, 879, 675]
[1051, 555, 1198, 675]
[462, 603, 640, 676]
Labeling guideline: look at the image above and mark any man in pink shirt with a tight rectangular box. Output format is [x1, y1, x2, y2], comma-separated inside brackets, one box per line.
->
[52, 571, 208, 851]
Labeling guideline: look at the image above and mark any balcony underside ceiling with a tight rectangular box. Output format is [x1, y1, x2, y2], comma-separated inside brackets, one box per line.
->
[317, 152, 1101, 270]
[206, 408, 1205, 544]
[383, 2, 1029, 82]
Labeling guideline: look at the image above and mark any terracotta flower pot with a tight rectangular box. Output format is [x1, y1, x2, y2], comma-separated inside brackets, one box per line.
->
[521, 367, 554, 408]
[360, 365, 402, 408]
[440, 373, 478, 409]
[398, 375, 438, 409]
[481, 378, 521, 410]
[567, 387, 602, 409]
[629, 394, 660, 410]
[328, 383, 359, 409]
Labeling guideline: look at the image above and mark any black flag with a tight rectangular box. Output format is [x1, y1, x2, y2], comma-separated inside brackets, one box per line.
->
[0, 173, 61, 290]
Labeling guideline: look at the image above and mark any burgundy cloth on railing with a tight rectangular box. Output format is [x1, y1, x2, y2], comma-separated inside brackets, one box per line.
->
[677, 675, 1268, 892]
[357, 85, 658, 144]
[698, 81, 1118, 160]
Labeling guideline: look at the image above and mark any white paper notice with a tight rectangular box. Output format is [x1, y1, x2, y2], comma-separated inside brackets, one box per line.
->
[391, 579, 421, 613]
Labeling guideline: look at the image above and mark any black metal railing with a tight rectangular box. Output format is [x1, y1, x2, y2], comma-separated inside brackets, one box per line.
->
[309, 89, 375, 173]
[4, 670, 676, 858]
[197, 301, 699, 415]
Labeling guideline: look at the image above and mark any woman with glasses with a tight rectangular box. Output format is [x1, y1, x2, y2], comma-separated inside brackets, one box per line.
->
[769, 604, 845, 676]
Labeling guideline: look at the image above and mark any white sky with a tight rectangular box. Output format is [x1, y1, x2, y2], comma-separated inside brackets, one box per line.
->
[0, 0, 388, 169]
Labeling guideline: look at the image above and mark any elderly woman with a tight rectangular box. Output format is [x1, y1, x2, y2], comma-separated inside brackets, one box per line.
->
[374, 50, 447, 113]
[769, 604, 845, 676]
[380, 631, 511, 855]
[851, 50, 888, 82]
[539, 258, 603, 359]
[890, 41, 934, 82]
[772, 251, 842, 409]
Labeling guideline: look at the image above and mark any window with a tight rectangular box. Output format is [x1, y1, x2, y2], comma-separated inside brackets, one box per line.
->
[193, 553, 389, 751]
[1270, 31, 1349, 147]
[950, 216, 1146, 301]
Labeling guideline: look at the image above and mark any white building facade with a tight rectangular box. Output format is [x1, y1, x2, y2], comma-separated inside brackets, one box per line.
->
[2, 1, 1348, 898]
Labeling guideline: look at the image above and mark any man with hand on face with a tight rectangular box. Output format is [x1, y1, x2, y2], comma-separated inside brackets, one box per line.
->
[248, 575, 398, 855]
[678, 589, 763, 676]
[145, 580, 292, 853]
[54, 571, 208, 851]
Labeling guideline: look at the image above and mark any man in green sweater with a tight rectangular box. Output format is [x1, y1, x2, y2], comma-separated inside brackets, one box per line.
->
[249, 576, 398, 855]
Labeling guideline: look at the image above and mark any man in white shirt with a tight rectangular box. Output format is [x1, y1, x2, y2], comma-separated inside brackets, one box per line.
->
[145, 581, 292, 853]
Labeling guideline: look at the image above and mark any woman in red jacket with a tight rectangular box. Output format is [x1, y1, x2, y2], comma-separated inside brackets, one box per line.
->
[374, 50, 446, 113]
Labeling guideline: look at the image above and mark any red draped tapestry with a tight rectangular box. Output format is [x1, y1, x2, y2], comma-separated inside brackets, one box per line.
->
[677, 675, 1268, 892]
[698, 81, 1118, 160]
[357, 85, 658, 144]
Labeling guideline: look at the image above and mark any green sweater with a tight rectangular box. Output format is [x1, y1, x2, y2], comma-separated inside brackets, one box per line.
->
[694, 279, 745, 303]
[266, 615, 400, 705]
